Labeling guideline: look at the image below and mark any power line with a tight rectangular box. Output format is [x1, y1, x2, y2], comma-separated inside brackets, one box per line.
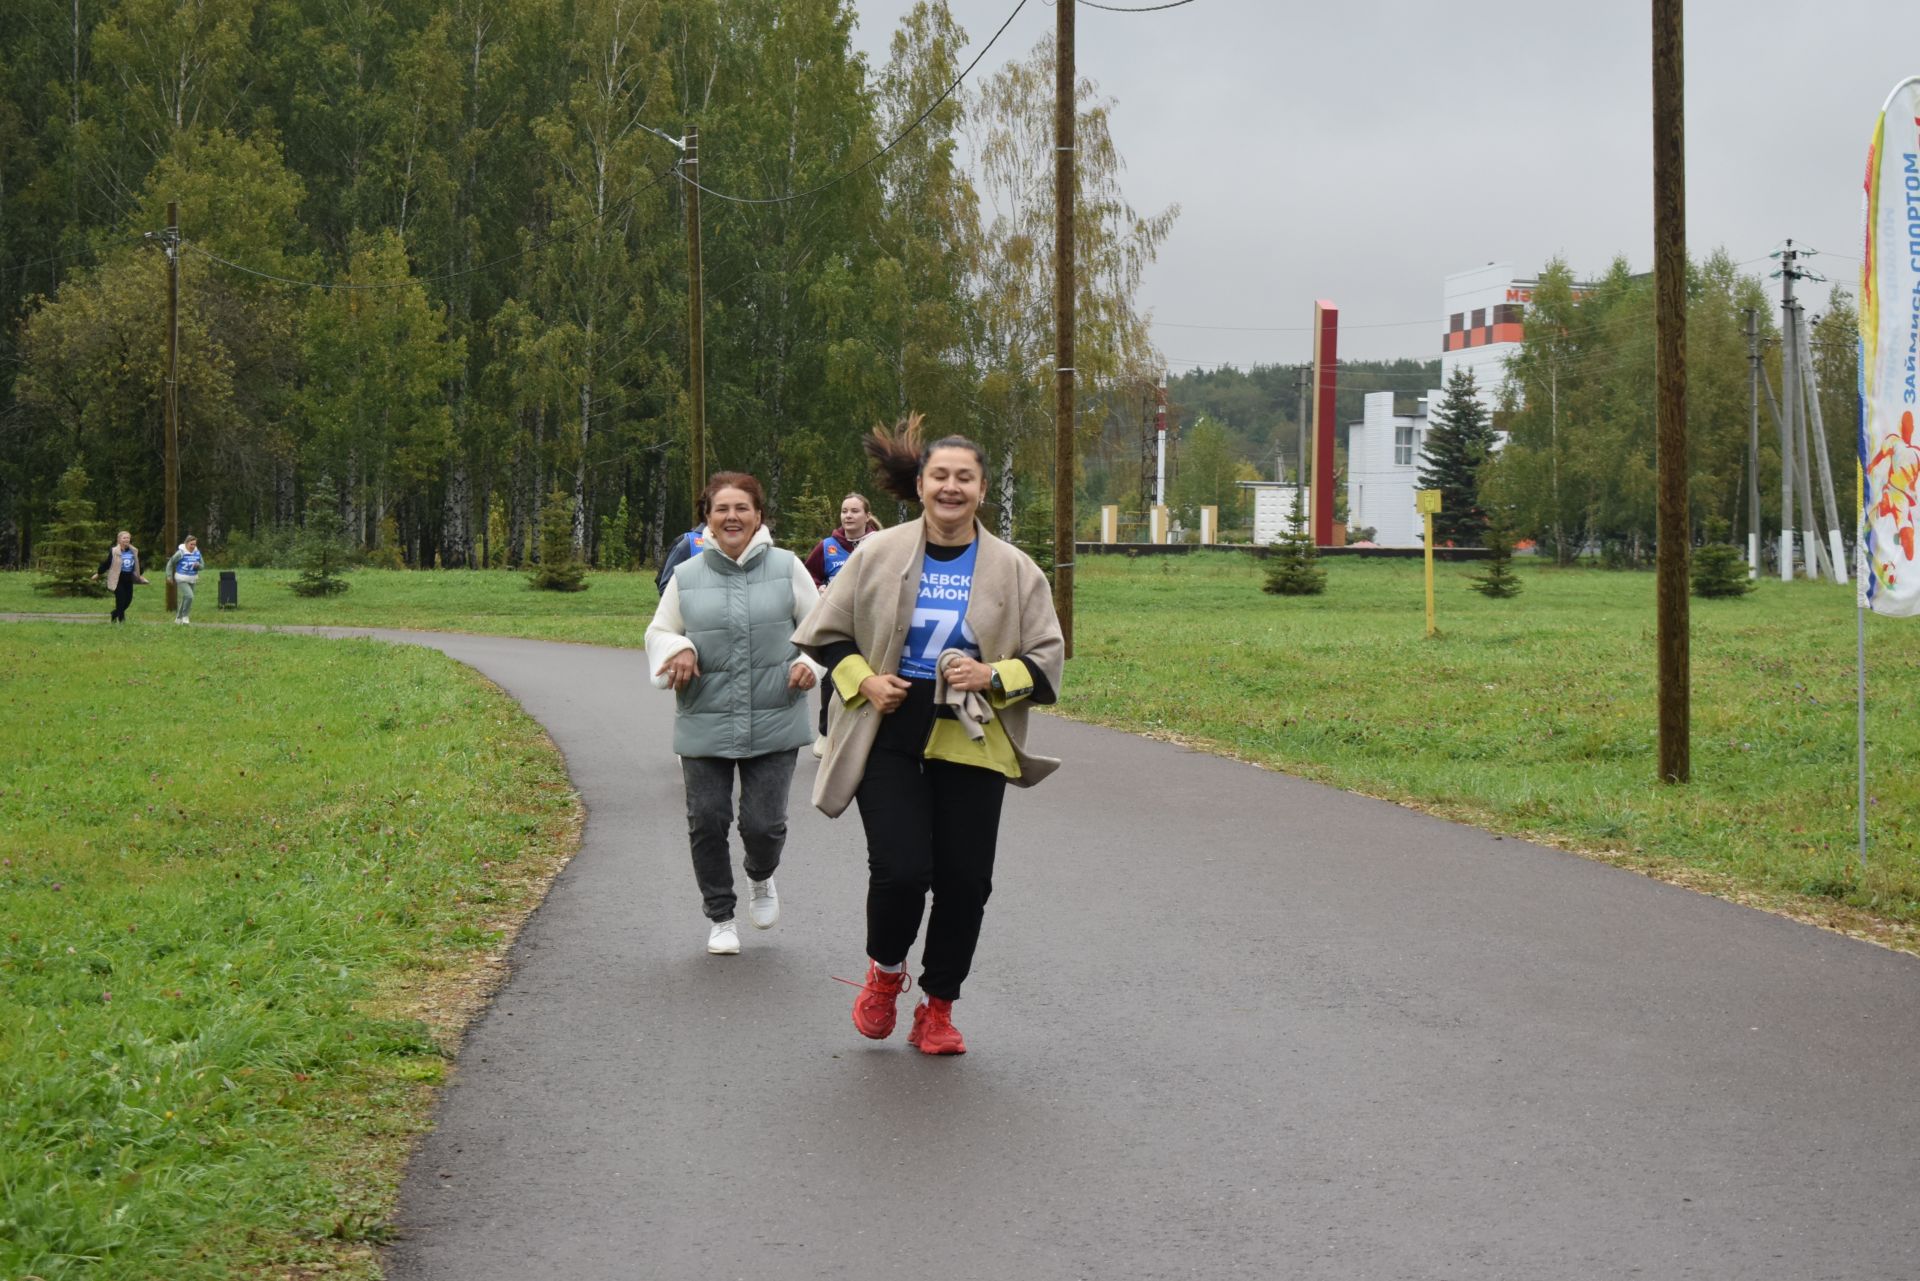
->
[680, 0, 1031, 207]
[186, 163, 681, 292]
[1076, 0, 1198, 10]
[0, 233, 167, 280]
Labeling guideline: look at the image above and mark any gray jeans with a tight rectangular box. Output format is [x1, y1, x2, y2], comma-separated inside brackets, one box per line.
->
[680, 749, 798, 921]
[175, 579, 195, 620]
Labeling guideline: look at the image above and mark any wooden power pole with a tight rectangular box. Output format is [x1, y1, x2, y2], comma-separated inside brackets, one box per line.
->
[684, 127, 706, 513]
[1652, 0, 1689, 783]
[164, 200, 180, 615]
[1052, 0, 1076, 655]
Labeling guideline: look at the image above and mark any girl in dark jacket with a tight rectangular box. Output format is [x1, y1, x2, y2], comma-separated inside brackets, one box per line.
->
[802, 494, 883, 755]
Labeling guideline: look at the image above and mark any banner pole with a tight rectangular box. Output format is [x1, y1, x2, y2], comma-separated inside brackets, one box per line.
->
[1857, 603, 1867, 873]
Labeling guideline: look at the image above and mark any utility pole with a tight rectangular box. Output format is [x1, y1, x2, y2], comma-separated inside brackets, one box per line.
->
[1744, 307, 1761, 577]
[1796, 303, 1847, 580]
[1652, 0, 1689, 783]
[164, 200, 180, 616]
[1052, 0, 1076, 655]
[1294, 365, 1310, 485]
[1776, 240, 1803, 581]
[684, 126, 705, 513]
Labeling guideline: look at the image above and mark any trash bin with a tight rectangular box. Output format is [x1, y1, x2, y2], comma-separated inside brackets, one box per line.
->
[218, 570, 238, 609]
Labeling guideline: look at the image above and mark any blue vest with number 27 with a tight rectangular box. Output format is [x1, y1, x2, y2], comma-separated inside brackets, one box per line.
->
[899, 542, 981, 681]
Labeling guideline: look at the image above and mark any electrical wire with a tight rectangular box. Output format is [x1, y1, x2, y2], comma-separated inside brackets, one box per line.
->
[1076, 0, 1198, 10]
[680, 0, 1031, 207]
[185, 163, 681, 292]
[0, 233, 166, 280]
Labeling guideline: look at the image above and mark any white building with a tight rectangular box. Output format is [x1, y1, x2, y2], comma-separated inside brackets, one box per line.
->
[1439, 263, 1531, 411]
[1345, 391, 1438, 547]
[1239, 482, 1307, 546]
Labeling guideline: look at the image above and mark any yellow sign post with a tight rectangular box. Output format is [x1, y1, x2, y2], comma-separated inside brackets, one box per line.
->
[1416, 489, 1442, 638]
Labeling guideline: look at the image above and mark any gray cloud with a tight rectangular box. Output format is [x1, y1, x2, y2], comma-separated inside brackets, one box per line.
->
[850, 0, 1909, 366]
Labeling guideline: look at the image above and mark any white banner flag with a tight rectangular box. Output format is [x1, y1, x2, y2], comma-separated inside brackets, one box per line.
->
[1860, 76, 1920, 616]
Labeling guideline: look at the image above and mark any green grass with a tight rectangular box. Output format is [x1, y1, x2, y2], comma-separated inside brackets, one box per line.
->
[5, 552, 1915, 932]
[0, 624, 576, 1280]
[0, 566, 664, 647]
[1067, 553, 1920, 929]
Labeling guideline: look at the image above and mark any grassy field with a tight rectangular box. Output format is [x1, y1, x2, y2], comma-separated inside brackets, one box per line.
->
[1065, 553, 1920, 936]
[0, 623, 577, 1280]
[0, 566, 663, 648]
[4, 553, 1915, 937]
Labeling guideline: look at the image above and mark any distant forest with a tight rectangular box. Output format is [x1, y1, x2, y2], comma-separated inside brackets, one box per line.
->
[1166, 358, 1441, 484]
[0, 0, 1176, 569]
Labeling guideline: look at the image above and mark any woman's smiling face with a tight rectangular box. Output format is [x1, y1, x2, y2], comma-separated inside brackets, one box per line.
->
[708, 486, 762, 557]
[917, 447, 984, 533]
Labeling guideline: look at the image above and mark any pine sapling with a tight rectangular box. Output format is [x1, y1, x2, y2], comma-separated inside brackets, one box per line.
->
[1262, 486, 1325, 596]
[1691, 518, 1753, 599]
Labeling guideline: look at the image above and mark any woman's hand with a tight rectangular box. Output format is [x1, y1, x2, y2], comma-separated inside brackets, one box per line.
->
[787, 662, 817, 691]
[941, 655, 994, 693]
[858, 672, 912, 713]
[659, 648, 700, 691]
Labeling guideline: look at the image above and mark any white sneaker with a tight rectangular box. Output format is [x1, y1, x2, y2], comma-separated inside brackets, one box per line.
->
[747, 879, 779, 930]
[707, 918, 740, 955]
[812, 735, 827, 759]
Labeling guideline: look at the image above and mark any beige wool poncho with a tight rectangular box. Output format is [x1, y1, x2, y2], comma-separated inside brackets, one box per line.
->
[791, 518, 1066, 817]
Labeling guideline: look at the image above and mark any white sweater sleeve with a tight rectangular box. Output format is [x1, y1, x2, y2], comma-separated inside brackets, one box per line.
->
[790, 556, 828, 678]
[644, 578, 697, 688]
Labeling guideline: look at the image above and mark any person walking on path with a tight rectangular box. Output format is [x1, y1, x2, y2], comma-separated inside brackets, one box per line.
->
[793, 417, 1065, 1055]
[645, 472, 822, 956]
[801, 493, 883, 757]
[655, 495, 712, 596]
[165, 535, 204, 625]
[91, 530, 148, 624]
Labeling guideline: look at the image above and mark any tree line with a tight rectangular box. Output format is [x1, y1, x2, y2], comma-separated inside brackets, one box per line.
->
[0, 0, 1174, 570]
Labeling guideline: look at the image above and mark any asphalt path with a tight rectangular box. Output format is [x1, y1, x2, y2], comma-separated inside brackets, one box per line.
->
[12, 618, 1920, 1277]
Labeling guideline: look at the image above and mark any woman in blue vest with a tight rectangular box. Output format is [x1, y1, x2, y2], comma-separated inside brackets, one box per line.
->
[793, 419, 1065, 1055]
[91, 530, 148, 623]
[802, 493, 882, 755]
[165, 534, 204, 624]
[644, 472, 822, 956]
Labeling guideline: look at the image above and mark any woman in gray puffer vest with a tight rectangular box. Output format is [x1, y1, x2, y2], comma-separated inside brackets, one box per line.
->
[645, 472, 823, 957]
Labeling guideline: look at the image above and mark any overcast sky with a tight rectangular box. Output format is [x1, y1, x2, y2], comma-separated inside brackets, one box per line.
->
[845, 0, 1911, 369]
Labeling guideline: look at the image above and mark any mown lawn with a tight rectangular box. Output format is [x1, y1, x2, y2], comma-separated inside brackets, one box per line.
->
[0, 565, 661, 648]
[1066, 553, 1920, 935]
[5, 554, 1915, 939]
[0, 623, 577, 1280]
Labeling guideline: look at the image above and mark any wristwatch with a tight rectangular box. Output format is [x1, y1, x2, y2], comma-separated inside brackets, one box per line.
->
[989, 668, 1003, 694]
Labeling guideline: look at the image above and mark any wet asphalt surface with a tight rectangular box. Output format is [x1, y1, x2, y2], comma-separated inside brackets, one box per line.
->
[10, 618, 1920, 1278]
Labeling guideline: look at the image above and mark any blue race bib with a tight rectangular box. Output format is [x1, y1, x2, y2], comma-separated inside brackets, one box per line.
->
[120, 551, 135, 572]
[898, 542, 981, 680]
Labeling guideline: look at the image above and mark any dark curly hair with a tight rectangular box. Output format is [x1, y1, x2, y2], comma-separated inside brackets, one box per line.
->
[861, 413, 987, 504]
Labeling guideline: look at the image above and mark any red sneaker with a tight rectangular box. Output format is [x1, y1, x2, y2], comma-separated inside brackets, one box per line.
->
[851, 961, 909, 1040]
[906, 997, 967, 1055]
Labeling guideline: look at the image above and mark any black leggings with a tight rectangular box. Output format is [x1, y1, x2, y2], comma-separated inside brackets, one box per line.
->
[110, 578, 135, 622]
[854, 747, 1008, 1001]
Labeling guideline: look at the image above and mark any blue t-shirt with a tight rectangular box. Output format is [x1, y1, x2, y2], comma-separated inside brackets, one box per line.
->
[119, 550, 135, 573]
[898, 541, 981, 681]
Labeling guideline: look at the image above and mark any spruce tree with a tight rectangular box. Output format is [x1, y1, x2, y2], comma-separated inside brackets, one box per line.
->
[1418, 367, 1498, 546]
[292, 479, 352, 597]
[34, 461, 109, 597]
[1691, 518, 1753, 599]
[1015, 498, 1056, 582]
[530, 489, 588, 591]
[1262, 486, 1325, 596]
[1471, 507, 1523, 599]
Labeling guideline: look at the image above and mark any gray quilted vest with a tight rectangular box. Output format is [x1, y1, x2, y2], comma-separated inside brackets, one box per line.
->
[671, 541, 812, 759]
